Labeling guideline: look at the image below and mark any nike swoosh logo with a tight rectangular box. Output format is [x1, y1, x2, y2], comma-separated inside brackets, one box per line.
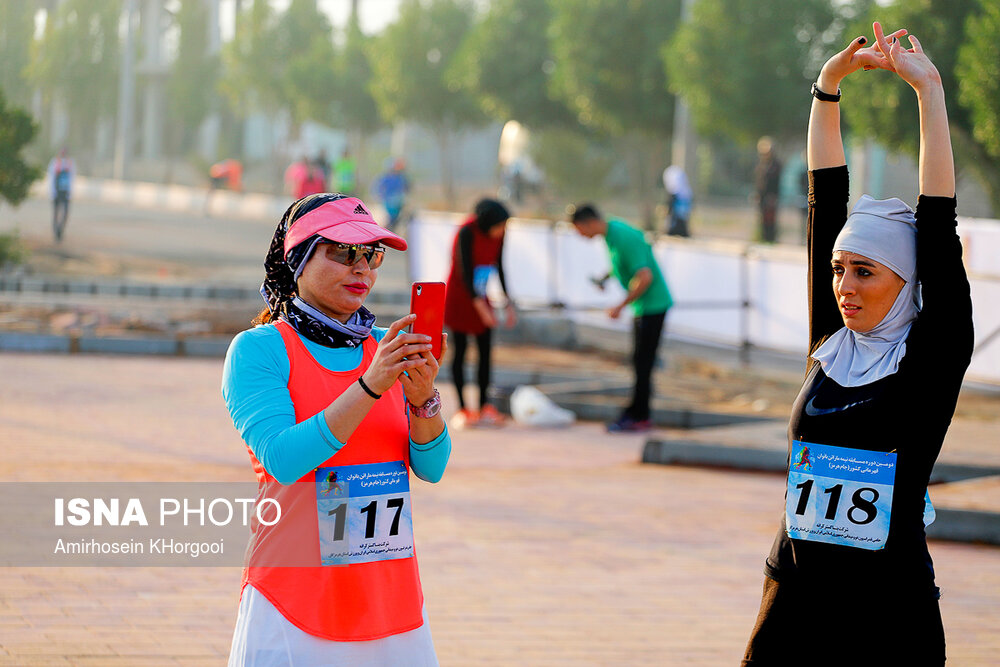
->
[803, 394, 875, 416]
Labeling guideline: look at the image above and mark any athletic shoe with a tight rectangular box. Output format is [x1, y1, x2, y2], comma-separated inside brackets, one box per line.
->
[606, 417, 653, 433]
[477, 404, 506, 428]
[450, 408, 479, 430]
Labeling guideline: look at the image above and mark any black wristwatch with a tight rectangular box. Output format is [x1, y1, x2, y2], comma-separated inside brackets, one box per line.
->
[811, 82, 841, 103]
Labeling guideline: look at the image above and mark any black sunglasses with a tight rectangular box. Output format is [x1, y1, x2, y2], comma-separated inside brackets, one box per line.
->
[323, 242, 386, 269]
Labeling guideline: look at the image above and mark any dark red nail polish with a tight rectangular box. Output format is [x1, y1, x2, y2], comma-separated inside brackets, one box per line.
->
[859, 37, 867, 45]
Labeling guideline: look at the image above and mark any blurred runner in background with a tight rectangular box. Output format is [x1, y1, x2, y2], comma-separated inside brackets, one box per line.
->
[373, 158, 410, 231]
[205, 158, 244, 216]
[334, 149, 357, 196]
[296, 159, 328, 200]
[47, 148, 74, 242]
[284, 157, 309, 198]
[753, 137, 783, 243]
[662, 164, 692, 237]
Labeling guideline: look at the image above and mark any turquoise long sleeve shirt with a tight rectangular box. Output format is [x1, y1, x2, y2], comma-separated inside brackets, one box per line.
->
[222, 323, 451, 486]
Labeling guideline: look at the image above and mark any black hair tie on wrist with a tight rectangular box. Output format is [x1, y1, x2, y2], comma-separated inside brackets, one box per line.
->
[357, 377, 381, 400]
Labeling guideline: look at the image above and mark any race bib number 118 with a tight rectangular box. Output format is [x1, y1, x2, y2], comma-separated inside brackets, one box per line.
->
[785, 441, 896, 551]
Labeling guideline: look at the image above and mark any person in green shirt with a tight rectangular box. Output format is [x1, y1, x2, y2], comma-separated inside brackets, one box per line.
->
[570, 203, 673, 432]
[334, 149, 357, 196]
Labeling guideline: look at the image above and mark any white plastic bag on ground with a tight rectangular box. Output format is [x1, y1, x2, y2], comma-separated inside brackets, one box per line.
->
[509, 385, 576, 427]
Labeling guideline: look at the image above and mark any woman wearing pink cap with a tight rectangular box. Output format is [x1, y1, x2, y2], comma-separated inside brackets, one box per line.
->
[742, 23, 973, 665]
[223, 193, 450, 665]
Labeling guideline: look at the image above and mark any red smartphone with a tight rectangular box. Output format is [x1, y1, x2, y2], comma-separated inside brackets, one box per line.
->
[410, 282, 446, 359]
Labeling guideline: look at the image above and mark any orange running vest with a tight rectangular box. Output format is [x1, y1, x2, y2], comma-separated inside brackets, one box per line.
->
[240, 320, 424, 640]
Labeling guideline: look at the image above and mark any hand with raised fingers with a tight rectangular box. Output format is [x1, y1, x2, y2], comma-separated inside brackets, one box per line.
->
[361, 314, 432, 396]
[818, 28, 907, 91]
[873, 21, 941, 93]
[400, 333, 447, 407]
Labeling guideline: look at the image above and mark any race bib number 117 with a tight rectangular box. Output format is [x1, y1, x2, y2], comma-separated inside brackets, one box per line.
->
[785, 441, 896, 551]
[315, 461, 414, 566]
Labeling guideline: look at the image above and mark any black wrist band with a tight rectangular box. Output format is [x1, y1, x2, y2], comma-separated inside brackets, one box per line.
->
[811, 82, 841, 103]
[357, 377, 381, 400]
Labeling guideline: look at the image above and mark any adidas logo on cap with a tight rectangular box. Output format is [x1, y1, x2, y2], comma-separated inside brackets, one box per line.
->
[353, 204, 369, 216]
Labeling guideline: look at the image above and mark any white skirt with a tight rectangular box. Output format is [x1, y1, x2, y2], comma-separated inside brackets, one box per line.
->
[228, 584, 439, 667]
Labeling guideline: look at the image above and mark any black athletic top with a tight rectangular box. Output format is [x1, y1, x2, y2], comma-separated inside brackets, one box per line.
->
[764, 166, 974, 594]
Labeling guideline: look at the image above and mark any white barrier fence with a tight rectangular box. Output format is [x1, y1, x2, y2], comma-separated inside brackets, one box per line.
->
[409, 212, 1000, 387]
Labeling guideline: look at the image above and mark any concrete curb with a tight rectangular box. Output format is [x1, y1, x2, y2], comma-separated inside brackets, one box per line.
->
[493, 393, 773, 429]
[642, 440, 785, 471]
[926, 509, 1000, 545]
[641, 438, 1000, 546]
[0, 332, 72, 354]
[641, 439, 1000, 484]
[0, 331, 235, 357]
[0, 275, 261, 301]
[0, 274, 413, 305]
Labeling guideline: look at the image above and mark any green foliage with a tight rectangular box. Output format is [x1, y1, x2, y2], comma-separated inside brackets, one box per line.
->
[221, 0, 336, 130]
[549, 0, 682, 138]
[0, 1, 36, 108]
[665, 0, 837, 146]
[368, 0, 484, 132]
[448, 0, 572, 129]
[841, 0, 1000, 209]
[841, 0, 976, 157]
[0, 89, 41, 207]
[368, 0, 485, 203]
[278, 1, 337, 128]
[221, 0, 278, 114]
[167, 0, 221, 156]
[27, 0, 122, 155]
[0, 231, 27, 267]
[334, 15, 381, 137]
[530, 128, 616, 199]
[957, 0, 1000, 160]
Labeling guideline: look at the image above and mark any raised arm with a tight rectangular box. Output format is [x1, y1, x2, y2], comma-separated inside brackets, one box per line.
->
[809, 32, 900, 169]
[873, 23, 955, 197]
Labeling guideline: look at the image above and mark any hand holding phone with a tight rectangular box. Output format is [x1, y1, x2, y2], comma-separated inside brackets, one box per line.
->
[410, 282, 446, 359]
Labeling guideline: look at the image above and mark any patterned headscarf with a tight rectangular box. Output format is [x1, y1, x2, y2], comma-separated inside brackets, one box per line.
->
[260, 192, 376, 348]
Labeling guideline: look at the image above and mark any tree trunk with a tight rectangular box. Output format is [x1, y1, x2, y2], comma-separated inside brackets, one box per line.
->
[628, 133, 666, 232]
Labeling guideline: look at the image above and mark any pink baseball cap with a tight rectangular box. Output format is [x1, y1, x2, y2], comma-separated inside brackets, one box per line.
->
[283, 197, 407, 256]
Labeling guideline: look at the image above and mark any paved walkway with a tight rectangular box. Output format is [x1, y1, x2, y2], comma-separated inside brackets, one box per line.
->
[2, 352, 999, 665]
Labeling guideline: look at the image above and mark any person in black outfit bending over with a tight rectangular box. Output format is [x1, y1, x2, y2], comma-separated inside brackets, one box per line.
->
[742, 22, 973, 666]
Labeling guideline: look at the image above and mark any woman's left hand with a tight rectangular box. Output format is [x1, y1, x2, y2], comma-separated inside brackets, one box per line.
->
[400, 332, 448, 407]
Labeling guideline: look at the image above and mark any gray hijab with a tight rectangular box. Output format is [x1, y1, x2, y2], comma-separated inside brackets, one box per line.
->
[811, 195, 920, 387]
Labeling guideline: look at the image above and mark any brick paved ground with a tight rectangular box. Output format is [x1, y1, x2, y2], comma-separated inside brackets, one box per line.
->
[1, 352, 999, 665]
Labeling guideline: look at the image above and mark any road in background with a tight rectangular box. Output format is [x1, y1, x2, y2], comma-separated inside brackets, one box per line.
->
[0, 196, 412, 293]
